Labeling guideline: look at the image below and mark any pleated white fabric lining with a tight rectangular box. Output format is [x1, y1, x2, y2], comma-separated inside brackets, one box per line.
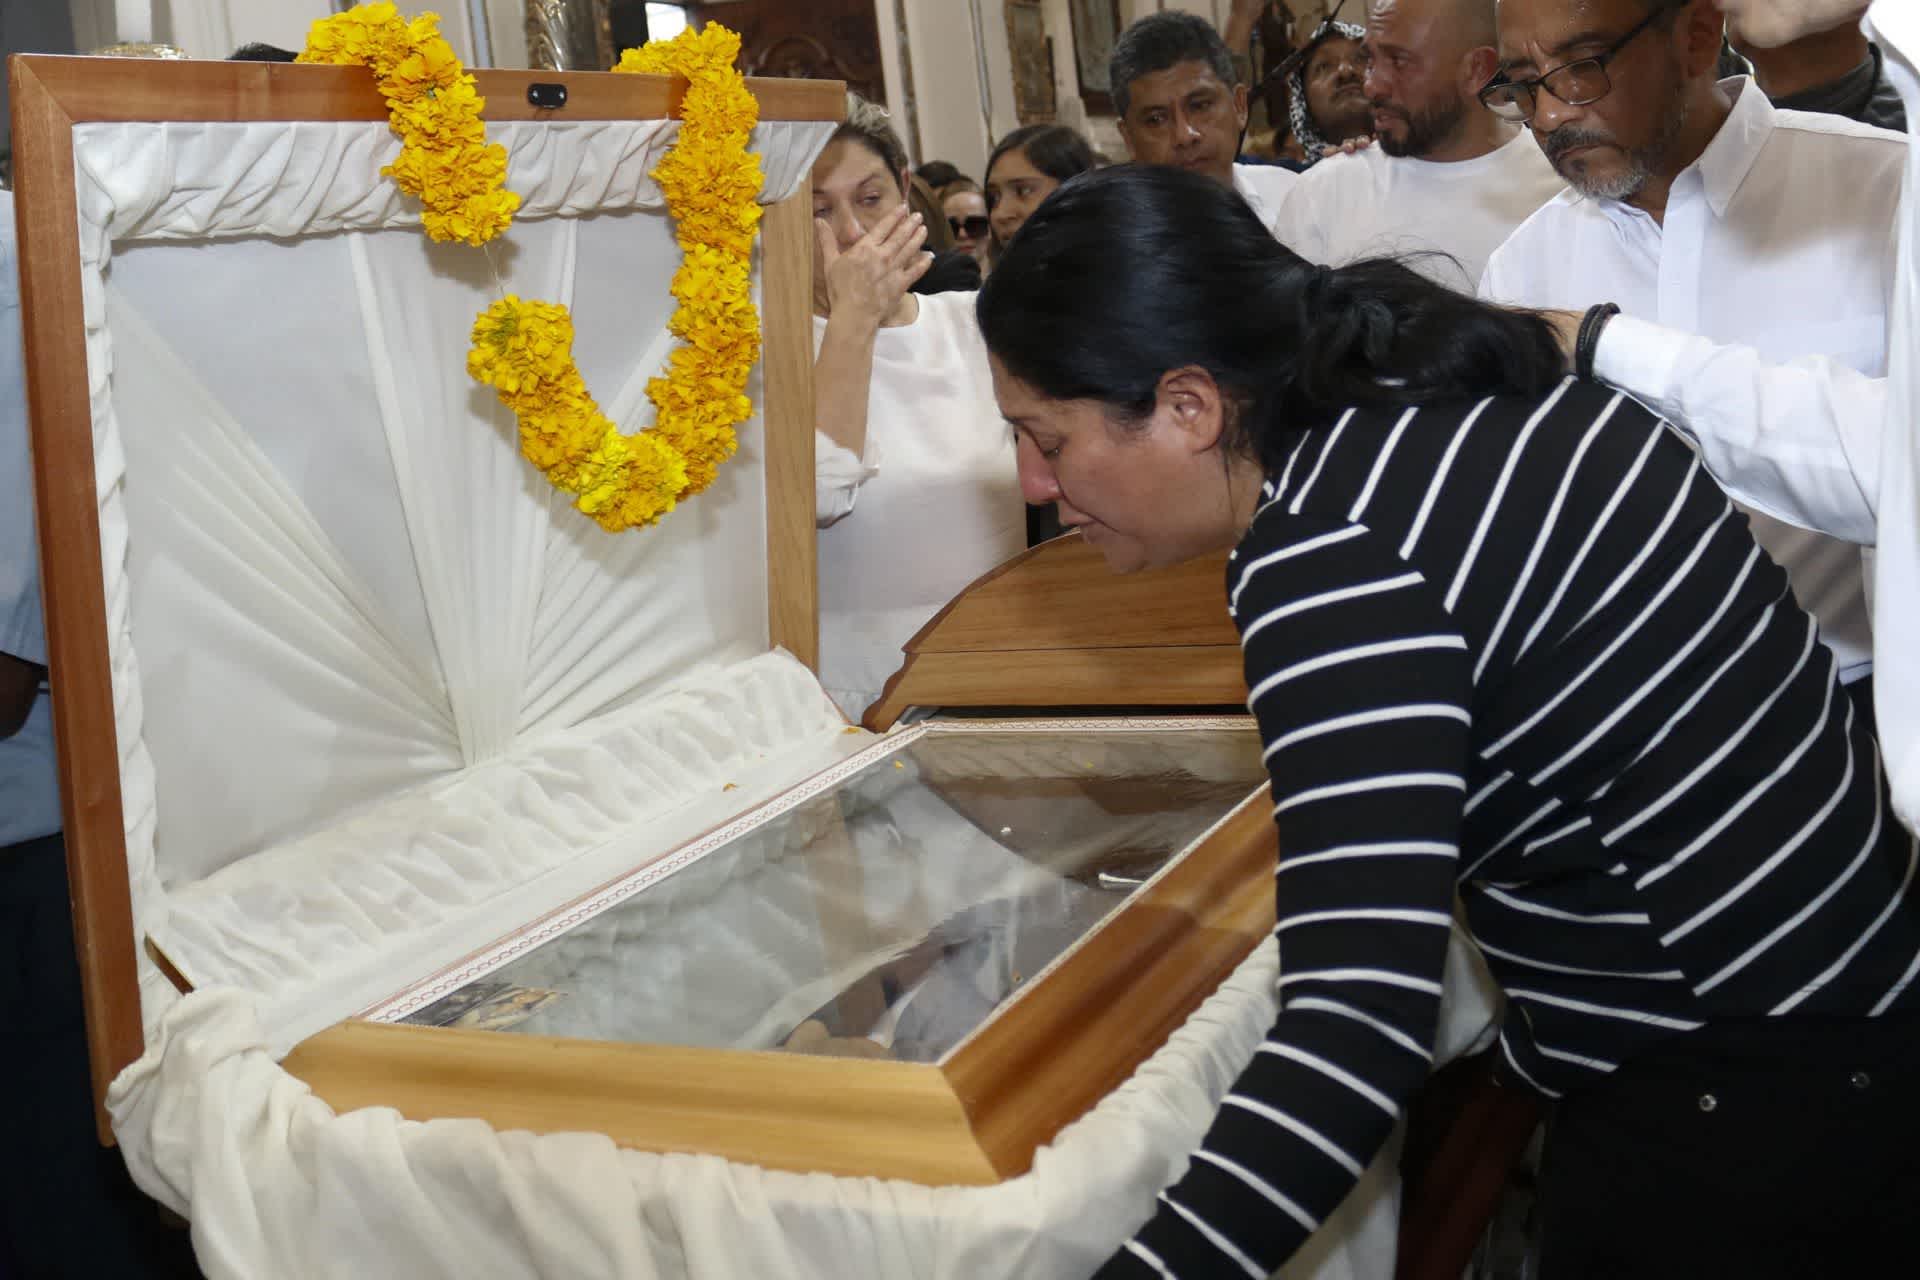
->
[73, 117, 843, 1040]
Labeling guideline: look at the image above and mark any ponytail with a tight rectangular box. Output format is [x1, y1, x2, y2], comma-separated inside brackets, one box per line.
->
[977, 166, 1566, 477]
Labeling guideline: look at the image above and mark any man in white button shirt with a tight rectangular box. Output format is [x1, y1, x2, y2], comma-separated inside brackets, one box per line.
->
[1109, 11, 1298, 234]
[1274, 0, 1566, 288]
[1480, 0, 1904, 725]
[1562, 0, 1920, 835]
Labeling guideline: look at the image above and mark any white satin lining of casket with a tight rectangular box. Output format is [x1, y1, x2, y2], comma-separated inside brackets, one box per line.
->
[151, 650, 863, 1056]
[109, 931, 1499, 1280]
[69, 117, 838, 1040]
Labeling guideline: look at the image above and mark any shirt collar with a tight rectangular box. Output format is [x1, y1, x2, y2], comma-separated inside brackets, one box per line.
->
[1693, 76, 1773, 218]
[1871, 2, 1918, 66]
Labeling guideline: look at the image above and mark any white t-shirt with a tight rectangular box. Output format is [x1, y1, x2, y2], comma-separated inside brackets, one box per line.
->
[1232, 162, 1299, 236]
[814, 291, 1025, 719]
[1273, 131, 1565, 290]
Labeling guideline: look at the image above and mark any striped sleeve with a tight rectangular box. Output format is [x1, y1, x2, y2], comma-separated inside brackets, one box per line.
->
[1099, 515, 1470, 1279]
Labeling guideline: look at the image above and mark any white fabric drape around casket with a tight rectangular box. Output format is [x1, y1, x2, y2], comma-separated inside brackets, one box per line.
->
[112, 931, 1500, 1280]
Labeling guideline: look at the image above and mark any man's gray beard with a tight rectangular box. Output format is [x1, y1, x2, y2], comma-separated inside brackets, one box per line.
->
[1553, 94, 1691, 201]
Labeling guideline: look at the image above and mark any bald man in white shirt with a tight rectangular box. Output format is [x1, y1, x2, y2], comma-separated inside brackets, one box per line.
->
[1480, 0, 1904, 731]
[1559, 0, 1920, 835]
[1273, 0, 1566, 288]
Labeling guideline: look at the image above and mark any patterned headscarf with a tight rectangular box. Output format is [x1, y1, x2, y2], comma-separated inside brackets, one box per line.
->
[1286, 21, 1367, 163]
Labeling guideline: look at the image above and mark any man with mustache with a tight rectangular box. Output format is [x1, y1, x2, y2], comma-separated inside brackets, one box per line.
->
[1110, 11, 1299, 234]
[1560, 0, 1919, 841]
[1284, 20, 1376, 162]
[1481, 0, 1903, 737]
[1272, 0, 1566, 290]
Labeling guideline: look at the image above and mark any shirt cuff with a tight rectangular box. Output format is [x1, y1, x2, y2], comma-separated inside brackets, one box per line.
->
[815, 431, 882, 526]
[1590, 313, 1686, 409]
[816, 431, 880, 483]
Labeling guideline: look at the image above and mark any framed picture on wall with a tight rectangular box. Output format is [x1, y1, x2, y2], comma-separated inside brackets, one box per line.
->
[1069, 0, 1124, 114]
[1004, 0, 1057, 124]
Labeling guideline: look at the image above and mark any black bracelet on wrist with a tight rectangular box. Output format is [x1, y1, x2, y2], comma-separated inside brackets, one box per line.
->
[1574, 302, 1620, 382]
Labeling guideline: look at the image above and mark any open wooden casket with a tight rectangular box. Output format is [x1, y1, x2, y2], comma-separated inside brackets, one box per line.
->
[14, 53, 1498, 1280]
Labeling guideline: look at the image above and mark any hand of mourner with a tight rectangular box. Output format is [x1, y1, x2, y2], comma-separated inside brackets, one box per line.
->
[1542, 309, 1584, 371]
[1329, 135, 1375, 157]
[817, 203, 932, 331]
[1713, 0, 1863, 49]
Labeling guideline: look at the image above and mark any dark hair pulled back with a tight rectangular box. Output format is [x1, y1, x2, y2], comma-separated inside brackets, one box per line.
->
[975, 165, 1566, 476]
[986, 124, 1100, 191]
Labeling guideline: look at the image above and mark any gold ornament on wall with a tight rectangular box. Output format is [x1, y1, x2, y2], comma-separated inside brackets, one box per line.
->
[1003, 1, 1056, 125]
[525, 0, 614, 70]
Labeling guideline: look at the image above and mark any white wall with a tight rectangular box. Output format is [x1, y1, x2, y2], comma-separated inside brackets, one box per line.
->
[116, 0, 492, 64]
[895, 0, 1001, 180]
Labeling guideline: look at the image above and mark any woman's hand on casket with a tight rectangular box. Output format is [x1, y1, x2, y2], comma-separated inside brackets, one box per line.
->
[817, 204, 932, 333]
[780, 1018, 894, 1060]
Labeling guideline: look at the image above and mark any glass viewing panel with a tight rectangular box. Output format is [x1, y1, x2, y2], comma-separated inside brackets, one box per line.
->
[390, 721, 1265, 1063]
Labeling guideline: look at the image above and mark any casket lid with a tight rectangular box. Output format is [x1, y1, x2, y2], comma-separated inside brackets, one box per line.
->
[10, 52, 843, 1127]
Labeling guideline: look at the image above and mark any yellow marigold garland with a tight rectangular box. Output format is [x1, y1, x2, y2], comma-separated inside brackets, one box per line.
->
[614, 26, 765, 496]
[468, 296, 688, 528]
[297, 3, 519, 246]
[303, 6, 763, 531]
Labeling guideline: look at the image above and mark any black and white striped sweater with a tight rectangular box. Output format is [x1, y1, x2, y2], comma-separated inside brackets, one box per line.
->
[1102, 378, 1920, 1279]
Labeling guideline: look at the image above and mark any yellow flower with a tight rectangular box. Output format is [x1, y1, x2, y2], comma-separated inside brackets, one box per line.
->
[304, 4, 515, 248]
[318, 7, 763, 532]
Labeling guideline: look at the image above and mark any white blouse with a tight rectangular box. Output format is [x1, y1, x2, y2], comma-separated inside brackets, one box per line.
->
[814, 290, 1025, 719]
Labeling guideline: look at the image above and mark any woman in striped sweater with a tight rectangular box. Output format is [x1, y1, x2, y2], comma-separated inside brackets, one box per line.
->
[976, 165, 1920, 1280]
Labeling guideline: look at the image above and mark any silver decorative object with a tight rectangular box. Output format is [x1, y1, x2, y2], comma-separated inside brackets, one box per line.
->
[90, 42, 190, 59]
[526, 0, 613, 71]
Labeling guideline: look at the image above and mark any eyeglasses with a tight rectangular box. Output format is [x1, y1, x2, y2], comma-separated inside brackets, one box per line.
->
[948, 215, 990, 239]
[1478, 2, 1676, 122]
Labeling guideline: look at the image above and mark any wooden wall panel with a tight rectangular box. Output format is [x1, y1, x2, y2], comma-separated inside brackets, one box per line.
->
[686, 0, 881, 101]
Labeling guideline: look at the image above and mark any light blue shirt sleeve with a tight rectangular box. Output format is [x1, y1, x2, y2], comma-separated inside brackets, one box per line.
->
[0, 190, 45, 670]
[0, 188, 61, 845]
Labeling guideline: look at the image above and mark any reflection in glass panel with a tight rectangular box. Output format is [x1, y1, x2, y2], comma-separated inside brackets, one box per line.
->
[400, 724, 1265, 1062]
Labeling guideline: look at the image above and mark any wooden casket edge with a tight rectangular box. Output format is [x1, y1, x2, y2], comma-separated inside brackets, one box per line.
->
[281, 1022, 1005, 1187]
[861, 535, 1248, 732]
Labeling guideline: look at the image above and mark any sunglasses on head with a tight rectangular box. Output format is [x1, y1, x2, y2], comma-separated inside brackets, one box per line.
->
[948, 214, 991, 238]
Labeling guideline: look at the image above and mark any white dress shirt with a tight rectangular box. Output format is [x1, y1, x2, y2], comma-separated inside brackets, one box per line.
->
[1587, 11, 1920, 834]
[814, 291, 1025, 720]
[1273, 130, 1566, 289]
[1481, 77, 1905, 687]
[1233, 161, 1300, 236]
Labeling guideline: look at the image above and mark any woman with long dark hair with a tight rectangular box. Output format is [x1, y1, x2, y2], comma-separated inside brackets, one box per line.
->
[982, 124, 1099, 259]
[979, 165, 1920, 1279]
